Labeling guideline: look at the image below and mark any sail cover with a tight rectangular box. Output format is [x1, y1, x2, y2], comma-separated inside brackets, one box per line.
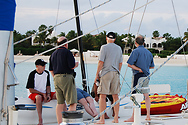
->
[0, 0, 16, 31]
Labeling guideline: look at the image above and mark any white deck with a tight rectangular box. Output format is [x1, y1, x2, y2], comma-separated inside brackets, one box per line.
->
[87, 114, 188, 125]
[42, 113, 188, 125]
[15, 96, 188, 125]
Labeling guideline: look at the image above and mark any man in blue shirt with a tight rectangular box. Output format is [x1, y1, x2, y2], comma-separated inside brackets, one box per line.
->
[124, 35, 154, 122]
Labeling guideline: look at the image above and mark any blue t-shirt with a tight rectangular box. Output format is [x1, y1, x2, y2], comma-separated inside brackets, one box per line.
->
[127, 45, 154, 76]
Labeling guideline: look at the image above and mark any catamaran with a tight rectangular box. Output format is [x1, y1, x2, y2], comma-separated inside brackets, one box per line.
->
[0, 0, 188, 125]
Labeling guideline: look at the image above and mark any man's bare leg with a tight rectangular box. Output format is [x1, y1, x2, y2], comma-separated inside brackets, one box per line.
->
[56, 104, 67, 125]
[144, 93, 151, 121]
[112, 94, 119, 123]
[35, 95, 43, 125]
[95, 94, 106, 124]
[68, 103, 77, 111]
[79, 98, 95, 117]
[86, 97, 98, 117]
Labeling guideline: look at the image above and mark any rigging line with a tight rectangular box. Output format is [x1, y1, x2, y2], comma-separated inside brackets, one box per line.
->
[15, 0, 155, 65]
[137, 0, 149, 35]
[86, 39, 188, 125]
[128, 0, 137, 34]
[89, 0, 100, 34]
[14, 0, 112, 45]
[121, 0, 149, 87]
[54, 0, 61, 34]
[171, 0, 188, 66]
[77, 0, 90, 92]
[120, 0, 137, 88]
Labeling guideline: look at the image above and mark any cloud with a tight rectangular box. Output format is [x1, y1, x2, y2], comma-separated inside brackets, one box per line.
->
[14, 0, 188, 37]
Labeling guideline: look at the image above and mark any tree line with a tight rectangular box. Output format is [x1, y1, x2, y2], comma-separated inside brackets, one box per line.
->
[14, 24, 188, 57]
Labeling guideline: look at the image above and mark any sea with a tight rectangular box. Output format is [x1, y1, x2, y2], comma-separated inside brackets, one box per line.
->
[15, 62, 188, 98]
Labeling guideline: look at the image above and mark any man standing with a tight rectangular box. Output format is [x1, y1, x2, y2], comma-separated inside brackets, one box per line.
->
[124, 35, 154, 122]
[26, 59, 56, 125]
[49, 36, 78, 124]
[94, 32, 123, 124]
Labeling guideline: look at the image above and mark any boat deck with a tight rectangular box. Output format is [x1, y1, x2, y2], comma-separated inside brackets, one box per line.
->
[43, 113, 188, 125]
[87, 113, 188, 125]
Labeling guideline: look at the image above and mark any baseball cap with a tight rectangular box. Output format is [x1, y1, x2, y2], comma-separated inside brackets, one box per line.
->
[107, 32, 116, 39]
[35, 59, 47, 66]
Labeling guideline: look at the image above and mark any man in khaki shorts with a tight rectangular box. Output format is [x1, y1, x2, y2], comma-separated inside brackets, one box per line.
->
[94, 32, 123, 124]
[49, 36, 79, 124]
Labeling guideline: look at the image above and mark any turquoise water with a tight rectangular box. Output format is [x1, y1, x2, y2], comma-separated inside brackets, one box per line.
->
[15, 62, 188, 98]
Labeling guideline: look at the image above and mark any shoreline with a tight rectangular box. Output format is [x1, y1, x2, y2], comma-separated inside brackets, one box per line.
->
[14, 55, 188, 66]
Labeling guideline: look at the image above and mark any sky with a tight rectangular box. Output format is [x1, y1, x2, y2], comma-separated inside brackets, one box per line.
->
[14, 0, 188, 38]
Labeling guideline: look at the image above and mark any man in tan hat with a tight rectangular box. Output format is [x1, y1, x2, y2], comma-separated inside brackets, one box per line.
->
[49, 36, 79, 124]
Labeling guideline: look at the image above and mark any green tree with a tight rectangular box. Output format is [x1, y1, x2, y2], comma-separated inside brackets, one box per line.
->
[183, 28, 188, 51]
[94, 31, 106, 50]
[163, 33, 172, 41]
[58, 32, 66, 37]
[13, 30, 24, 43]
[82, 34, 95, 51]
[152, 30, 160, 38]
[162, 37, 182, 52]
[66, 30, 78, 49]
[33, 24, 53, 45]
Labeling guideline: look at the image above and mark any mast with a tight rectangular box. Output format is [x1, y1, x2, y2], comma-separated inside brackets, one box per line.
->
[73, 0, 88, 92]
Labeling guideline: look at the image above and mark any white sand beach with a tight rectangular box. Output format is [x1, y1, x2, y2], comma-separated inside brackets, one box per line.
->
[14, 54, 188, 66]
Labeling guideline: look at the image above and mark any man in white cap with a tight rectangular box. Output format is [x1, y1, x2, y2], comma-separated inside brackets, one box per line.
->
[49, 36, 78, 124]
[94, 32, 123, 124]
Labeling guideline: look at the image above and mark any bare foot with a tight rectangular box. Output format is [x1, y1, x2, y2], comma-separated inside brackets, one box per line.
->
[94, 120, 105, 124]
[38, 119, 43, 125]
[112, 114, 120, 118]
[145, 118, 151, 121]
[112, 119, 119, 123]
[124, 117, 134, 122]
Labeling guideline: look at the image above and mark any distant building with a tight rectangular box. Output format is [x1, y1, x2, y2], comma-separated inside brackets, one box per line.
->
[144, 37, 166, 53]
[122, 37, 166, 53]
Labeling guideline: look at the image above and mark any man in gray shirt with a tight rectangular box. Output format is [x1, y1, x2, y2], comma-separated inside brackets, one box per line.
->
[94, 32, 123, 124]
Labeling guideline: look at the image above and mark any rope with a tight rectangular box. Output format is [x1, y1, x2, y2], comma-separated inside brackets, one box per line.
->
[121, 0, 149, 89]
[54, 0, 61, 35]
[14, 0, 112, 45]
[120, 0, 138, 91]
[128, 0, 137, 34]
[15, 0, 155, 65]
[137, 0, 149, 35]
[89, 0, 100, 34]
[171, 0, 188, 66]
[86, 40, 188, 125]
